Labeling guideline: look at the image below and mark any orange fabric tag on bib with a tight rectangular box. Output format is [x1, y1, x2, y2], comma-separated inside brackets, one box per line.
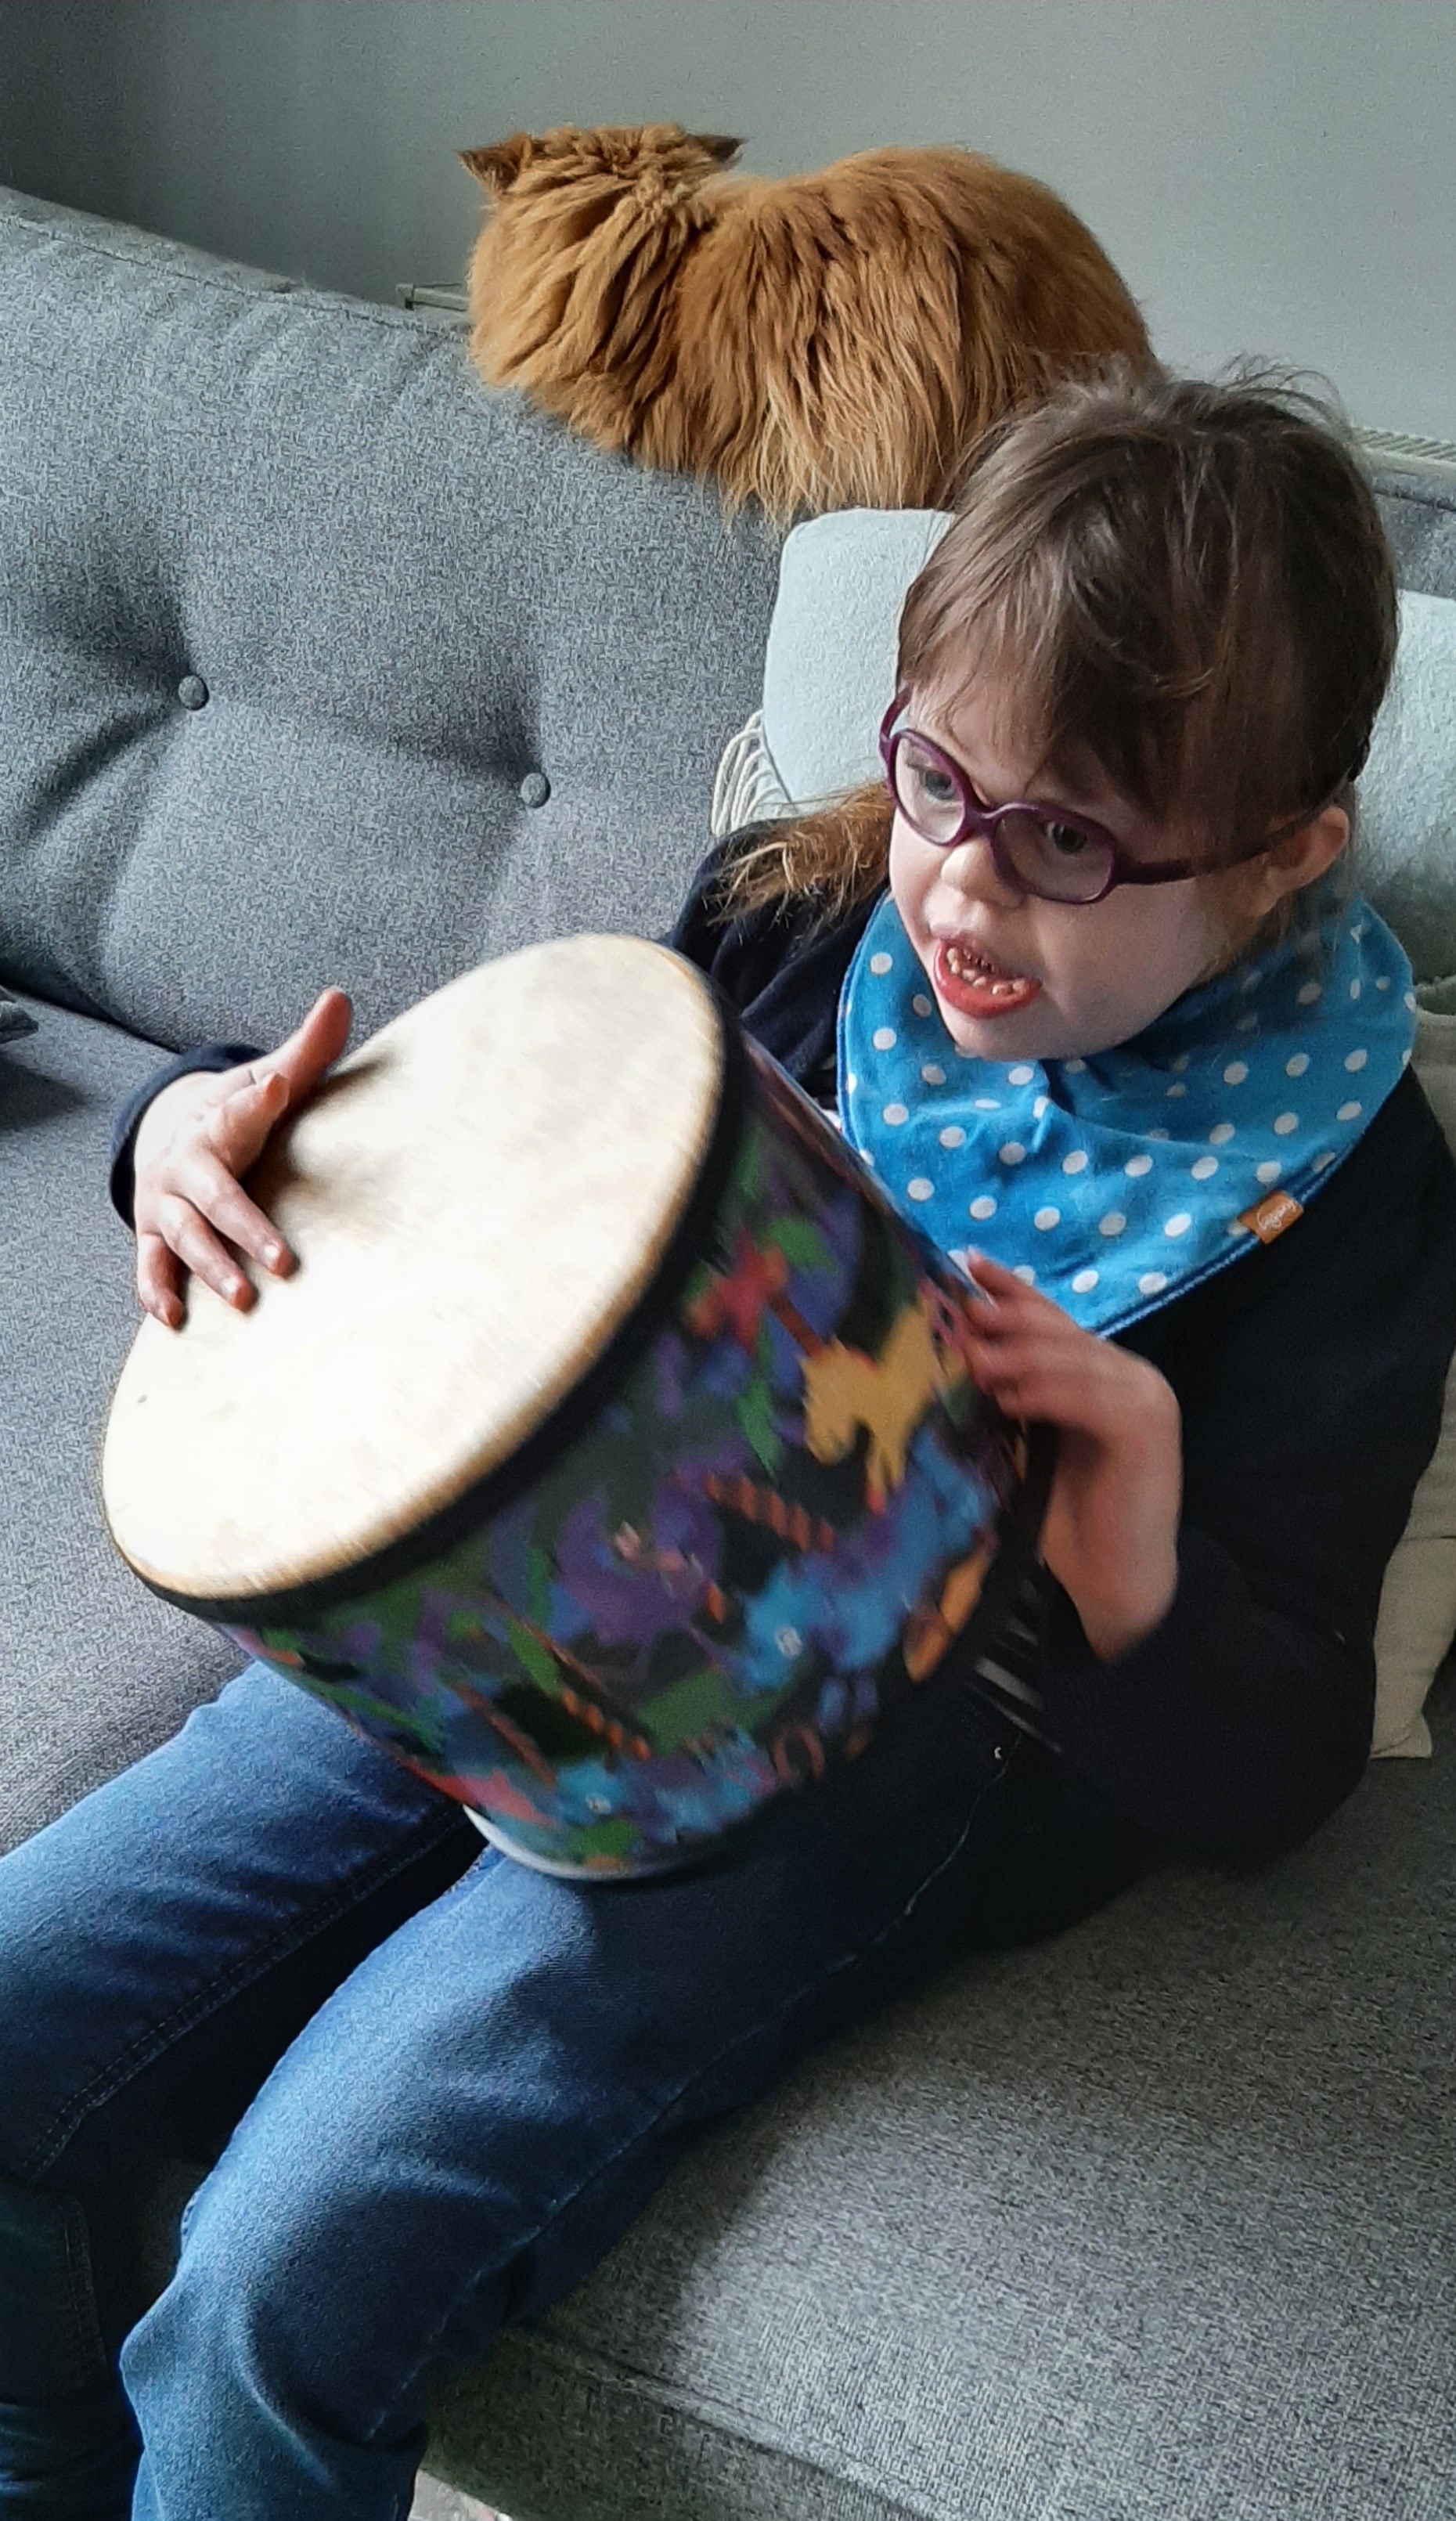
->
[1238, 1190, 1305, 1242]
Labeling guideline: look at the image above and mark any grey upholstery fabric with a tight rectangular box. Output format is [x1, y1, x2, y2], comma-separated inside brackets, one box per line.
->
[0, 987, 36, 1041]
[431, 1686, 1456, 2521]
[4, 181, 1456, 2521]
[0, 185, 781, 1051]
[0, 998, 242, 1855]
[1378, 468, 1456, 604]
[114, 1667, 1456, 2521]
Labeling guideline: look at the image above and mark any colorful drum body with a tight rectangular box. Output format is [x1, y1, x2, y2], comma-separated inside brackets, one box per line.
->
[104, 940, 1033, 1878]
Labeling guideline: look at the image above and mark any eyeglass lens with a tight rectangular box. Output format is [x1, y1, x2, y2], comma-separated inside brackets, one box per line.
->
[892, 733, 1113, 904]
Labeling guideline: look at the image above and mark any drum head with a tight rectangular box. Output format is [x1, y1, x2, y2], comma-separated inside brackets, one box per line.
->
[103, 938, 723, 1600]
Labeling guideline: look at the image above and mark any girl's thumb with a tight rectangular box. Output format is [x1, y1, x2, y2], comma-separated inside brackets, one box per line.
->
[217, 1069, 288, 1169]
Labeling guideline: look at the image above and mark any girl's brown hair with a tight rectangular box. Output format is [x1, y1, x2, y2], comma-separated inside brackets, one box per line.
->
[722, 362, 1397, 928]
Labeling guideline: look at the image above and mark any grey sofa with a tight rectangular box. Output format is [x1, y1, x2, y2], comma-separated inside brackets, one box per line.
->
[4, 184, 1456, 2521]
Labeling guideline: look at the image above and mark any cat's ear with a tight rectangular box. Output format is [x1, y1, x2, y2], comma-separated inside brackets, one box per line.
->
[690, 134, 744, 168]
[459, 135, 534, 193]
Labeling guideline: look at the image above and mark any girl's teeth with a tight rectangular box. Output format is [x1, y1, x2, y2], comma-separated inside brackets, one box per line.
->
[945, 943, 1025, 993]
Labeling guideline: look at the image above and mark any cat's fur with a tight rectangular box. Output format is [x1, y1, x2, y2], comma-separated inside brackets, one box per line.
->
[460, 124, 1151, 518]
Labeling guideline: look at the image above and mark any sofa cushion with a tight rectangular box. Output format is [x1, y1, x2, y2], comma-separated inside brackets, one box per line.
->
[426, 1681, 1456, 2520]
[0, 186, 783, 1055]
[0, 999, 241, 1855]
[0, 985, 36, 1042]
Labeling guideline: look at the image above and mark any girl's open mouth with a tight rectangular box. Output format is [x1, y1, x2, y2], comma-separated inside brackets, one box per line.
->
[933, 938, 1043, 1019]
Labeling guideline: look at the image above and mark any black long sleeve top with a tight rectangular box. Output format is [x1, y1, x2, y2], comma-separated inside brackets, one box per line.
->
[110, 844, 1456, 1862]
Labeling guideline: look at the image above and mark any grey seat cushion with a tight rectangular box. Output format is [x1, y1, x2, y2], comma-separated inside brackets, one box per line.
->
[428, 1678, 1456, 2521]
[0, 1001, 242, 1853]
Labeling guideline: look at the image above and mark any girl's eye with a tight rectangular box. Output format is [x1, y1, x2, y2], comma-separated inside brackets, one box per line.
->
[1041, 819, 1096, 859]
[899, 751, 962, 820]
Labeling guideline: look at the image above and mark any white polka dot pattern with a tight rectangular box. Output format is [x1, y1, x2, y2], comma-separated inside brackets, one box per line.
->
[838, 885, 1416, 1333]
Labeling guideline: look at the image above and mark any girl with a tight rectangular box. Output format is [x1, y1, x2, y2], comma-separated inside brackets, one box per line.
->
[3, 367, 1454, 2521]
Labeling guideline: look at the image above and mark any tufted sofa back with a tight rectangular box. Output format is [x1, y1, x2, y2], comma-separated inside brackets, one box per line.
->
[0, 189, 784, 1052]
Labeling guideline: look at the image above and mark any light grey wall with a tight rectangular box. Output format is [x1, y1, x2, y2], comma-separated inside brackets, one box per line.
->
[2, 1, 1452, 438]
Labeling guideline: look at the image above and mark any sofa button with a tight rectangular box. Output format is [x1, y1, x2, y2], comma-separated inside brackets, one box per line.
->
[518, 770, 550, 807]
[178, 674, 209, 710]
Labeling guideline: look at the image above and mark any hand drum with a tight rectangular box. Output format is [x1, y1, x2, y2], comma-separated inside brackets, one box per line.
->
[104, 937, 1035, 1877]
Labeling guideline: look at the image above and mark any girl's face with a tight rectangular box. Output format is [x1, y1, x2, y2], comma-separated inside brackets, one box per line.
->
[888, 679, 1268, 1064]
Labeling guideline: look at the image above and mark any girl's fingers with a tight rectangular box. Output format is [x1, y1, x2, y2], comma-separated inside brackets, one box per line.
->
[967, 1361, 1103, 1441]
[258, 988, 352, 1109]
[207, 1071, 289, 1174]
[155, 1196, 258, 1312]
[135, 1232, 183, 1329]
[964, 1249, 1038, 1295]
[962, 1312, 1087, 1380]
[172, 1143, 293, 1273]
[971, 1343, 1174, 1451]
[963, 1250, 1070, 1324]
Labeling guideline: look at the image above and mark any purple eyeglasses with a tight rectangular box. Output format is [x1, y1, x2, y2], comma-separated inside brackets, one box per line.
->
[879, 701, 1308, 907]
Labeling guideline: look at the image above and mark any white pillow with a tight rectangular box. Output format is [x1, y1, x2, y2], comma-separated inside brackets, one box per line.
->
[1375, 983, 1456, 1756]
[714, 512, 1456, 1755]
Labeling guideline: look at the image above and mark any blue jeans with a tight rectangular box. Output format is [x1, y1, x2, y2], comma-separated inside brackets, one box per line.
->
[0, 1658, 1146, 2519]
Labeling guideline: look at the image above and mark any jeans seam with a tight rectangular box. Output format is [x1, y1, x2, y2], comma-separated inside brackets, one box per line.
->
[19, 1812, 473, 2184]
[366, 1738, 1022, 2441]
[58, 2189, 109, 2381]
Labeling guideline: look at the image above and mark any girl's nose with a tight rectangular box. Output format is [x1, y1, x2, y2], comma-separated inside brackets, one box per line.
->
[939, 831, 1026, 909]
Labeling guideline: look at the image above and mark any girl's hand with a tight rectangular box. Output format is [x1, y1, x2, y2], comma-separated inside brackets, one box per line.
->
[961, 1250, 1182, 1661]
[132, 989, 353, 1330]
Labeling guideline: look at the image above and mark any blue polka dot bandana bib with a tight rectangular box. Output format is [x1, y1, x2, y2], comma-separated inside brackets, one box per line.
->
[837, 885, 1416, 1333]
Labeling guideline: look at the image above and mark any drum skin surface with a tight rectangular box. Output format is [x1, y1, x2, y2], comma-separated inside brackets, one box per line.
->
[104, 939, 1026, 1878]
[103, 940, 721, 1598]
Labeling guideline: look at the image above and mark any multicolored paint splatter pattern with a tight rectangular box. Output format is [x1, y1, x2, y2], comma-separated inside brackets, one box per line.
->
[227, 1045, 1021, 1875]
